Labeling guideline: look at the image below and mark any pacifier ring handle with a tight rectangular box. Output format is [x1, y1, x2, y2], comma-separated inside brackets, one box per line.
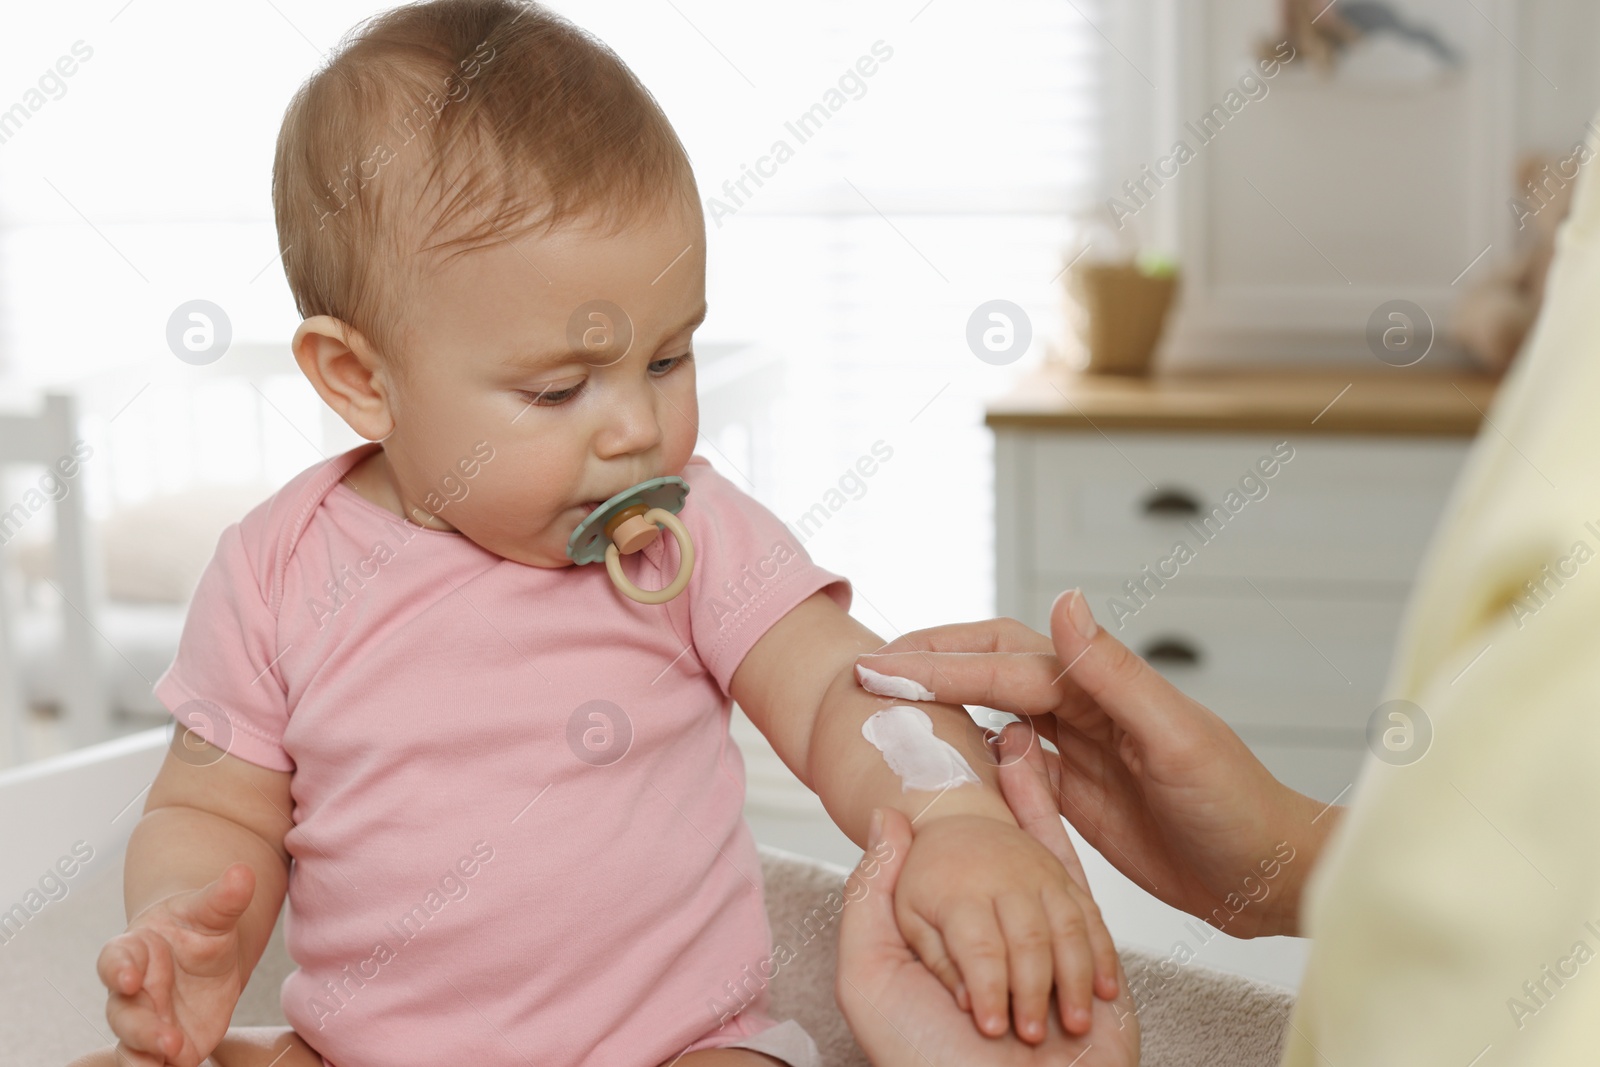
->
[604, 508, 695, 605]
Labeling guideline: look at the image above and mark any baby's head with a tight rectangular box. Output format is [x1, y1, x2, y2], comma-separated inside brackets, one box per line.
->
[273, 0, 706, 568]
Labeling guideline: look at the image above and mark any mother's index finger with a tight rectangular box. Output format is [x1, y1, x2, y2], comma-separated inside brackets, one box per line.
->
[856, 649, 1067, 717]
[865, 617, 1054, 658]
[996, 725, 1091, 892]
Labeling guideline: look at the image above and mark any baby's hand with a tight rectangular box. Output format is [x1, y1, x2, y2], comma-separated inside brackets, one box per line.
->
[96, 862, 256, 1067]
[892, 815, 1119, 1043]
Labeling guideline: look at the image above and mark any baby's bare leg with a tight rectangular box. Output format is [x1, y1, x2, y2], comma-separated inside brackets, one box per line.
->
[67, 1026, 323, 1067]
[671, 1049, 786, 1067]
[71, 1031, 777, 1067]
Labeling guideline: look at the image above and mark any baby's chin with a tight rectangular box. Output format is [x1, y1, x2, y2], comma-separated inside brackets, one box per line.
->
[497, 538, 582, 569]
[450, 521, 582, 569]
[457, 495, 679, 568]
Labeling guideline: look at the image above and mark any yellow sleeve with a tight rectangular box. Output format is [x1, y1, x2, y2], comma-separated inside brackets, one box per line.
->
[1283, 110, 1600, 1066]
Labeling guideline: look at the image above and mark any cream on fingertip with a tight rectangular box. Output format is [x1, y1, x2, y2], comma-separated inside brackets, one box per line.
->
[855, 663, 936, 702]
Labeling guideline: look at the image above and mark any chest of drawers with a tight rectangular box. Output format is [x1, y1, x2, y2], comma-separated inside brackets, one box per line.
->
[989, 368, 1496, 803]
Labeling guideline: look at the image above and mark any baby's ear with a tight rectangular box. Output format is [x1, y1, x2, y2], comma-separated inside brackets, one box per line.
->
[292, 315, 394, 441]
[291, 314, 376, 365]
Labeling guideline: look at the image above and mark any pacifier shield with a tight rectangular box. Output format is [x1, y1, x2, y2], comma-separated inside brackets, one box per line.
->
[566, 476, 690, 565]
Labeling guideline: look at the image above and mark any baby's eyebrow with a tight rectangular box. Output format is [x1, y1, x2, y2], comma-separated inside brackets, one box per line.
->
[501, 300, 709, 370]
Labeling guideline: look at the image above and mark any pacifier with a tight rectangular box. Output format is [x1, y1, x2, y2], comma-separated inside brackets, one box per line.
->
[565, 476, 695, 605]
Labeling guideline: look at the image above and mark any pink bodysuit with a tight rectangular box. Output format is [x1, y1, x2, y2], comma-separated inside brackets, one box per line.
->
[153, 441, 849, 1067]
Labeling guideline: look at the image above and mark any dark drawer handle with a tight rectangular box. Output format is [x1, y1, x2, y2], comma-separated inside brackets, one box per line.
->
[1141, 488, 1201, 517]
[1142, 637, 1201, 667]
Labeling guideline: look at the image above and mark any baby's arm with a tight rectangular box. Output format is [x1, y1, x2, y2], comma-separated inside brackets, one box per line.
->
[732, 593, 1019, 839]
[95, 726, 291, 1067]
[730, 593, 1118, 1043]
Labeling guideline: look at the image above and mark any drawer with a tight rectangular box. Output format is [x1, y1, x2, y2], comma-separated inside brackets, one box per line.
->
[1026, 434, 1469, 583]
[1026, 576, 1405, 734]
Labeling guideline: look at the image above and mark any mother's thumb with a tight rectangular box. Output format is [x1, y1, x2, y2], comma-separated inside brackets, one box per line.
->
[996, 725, 1092, 894]
[1048, 588, 1188, 745]
[839, 808, 913, 954]
[863, 807, 912, 896]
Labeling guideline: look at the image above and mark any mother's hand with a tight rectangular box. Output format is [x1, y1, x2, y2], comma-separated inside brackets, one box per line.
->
[837, 806, 1139, 1067]
[856, 590, 1340, 938]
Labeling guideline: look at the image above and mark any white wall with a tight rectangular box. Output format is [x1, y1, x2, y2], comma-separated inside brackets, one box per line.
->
[1099, 0, 1600, 366]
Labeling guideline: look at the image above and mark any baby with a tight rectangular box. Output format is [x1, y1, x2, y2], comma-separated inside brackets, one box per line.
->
[73, 3, 1117, 1066]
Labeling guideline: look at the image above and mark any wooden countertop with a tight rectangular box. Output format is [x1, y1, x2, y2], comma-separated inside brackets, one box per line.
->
[984, 365, 1501, 436]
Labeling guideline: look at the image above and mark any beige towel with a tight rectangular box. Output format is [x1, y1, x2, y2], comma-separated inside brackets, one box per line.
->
[4, 842, 1296, 1066]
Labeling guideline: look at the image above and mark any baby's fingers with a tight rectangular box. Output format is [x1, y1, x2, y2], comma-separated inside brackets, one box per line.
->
[995, 892, 1053, 1045]
[112, 1041, 168, 1067]
[1042, 885, 1098, 1035]
[105, 935, 178, 1052]
[106, 993, 183, 1063]
[97, 932, 152, 997]
[1072, 883, 1122, 1001]
[171, 862, 255, 935]
[940, 901, 1011, 1037]
[895, 908, 967, 1009]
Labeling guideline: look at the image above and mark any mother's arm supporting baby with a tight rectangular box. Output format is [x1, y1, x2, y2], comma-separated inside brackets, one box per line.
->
[729, 592, 1119, 1044]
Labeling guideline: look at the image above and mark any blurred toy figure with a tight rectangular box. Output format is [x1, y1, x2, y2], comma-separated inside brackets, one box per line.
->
[1453, 154, 1585, 374]
[1260, 0, 1458, 74]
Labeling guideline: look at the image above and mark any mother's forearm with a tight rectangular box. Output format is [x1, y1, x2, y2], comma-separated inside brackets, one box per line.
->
[1276, 798, 1345, 937]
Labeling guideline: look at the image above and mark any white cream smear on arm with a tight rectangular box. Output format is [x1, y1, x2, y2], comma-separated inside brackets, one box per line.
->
[861, 705, 982, 793]
[855, 663, 936, 702]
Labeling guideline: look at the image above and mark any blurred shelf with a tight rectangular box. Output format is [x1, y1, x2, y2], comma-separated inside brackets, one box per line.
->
[986, 365, 1500, 437]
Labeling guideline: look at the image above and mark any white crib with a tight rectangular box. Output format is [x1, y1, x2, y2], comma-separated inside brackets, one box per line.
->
[0, 393, 108, 756]
[0, 340, 784, 765]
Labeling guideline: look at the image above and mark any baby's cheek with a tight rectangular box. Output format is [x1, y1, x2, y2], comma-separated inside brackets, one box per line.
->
[667, 440, 695, 475]
[661, 384, 699, 465]
[438, 473, 470, 503]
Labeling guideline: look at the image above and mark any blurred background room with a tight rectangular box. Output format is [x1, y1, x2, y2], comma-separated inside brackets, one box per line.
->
[3, 0, 1597, 994]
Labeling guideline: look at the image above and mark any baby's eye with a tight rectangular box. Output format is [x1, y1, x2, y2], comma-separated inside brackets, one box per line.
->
[649, 352, 693, 376]
[519, 381, 583, 406]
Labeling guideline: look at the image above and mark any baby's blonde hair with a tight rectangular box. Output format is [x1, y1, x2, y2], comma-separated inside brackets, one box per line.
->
[271, 0, 699, 376]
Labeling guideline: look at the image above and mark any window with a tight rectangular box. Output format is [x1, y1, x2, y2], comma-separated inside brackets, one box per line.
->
[0, 0, 1104, 629]
[607, 0, 1107, 626]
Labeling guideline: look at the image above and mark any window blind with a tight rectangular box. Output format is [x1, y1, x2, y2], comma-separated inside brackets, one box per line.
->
[0, 0, 1105, 628]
